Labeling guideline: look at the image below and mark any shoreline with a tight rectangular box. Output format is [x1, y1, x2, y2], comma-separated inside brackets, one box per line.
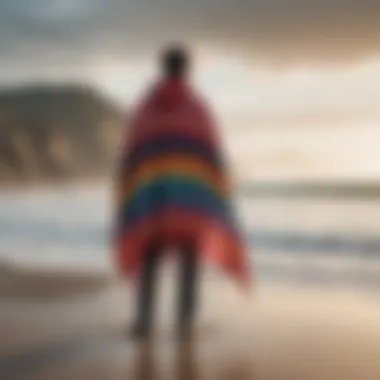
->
[2, 177, 380, 197]
[0, 176, 111, 194]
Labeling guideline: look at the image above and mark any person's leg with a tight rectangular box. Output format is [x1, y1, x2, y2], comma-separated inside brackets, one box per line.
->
[132, 240, 161, 338]
[177, 240, 198, 337]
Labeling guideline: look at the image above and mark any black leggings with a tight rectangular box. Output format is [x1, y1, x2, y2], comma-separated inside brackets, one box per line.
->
[135, 239, 198, 331]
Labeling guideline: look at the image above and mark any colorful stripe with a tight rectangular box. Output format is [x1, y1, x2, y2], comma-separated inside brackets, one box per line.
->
[115, 80, 250, 288]
[121, 155, 230, 199]
[124, 134, 223, 173]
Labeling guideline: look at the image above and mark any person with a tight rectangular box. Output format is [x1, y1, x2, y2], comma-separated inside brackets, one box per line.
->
[114, 44, 250, 340]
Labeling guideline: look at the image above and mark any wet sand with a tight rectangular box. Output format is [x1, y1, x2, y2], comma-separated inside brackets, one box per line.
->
[1, 261, 380, 380]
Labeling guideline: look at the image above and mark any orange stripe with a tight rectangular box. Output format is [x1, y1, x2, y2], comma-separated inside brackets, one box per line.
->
[121, 155, 230, 200]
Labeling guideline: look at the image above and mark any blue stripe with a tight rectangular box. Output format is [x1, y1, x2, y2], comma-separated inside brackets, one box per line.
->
[118, 178, 235, 229]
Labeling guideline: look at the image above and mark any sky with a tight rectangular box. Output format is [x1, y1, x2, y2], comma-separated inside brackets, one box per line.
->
[0, 0, 379, 123]
[1, 0, 380, 179]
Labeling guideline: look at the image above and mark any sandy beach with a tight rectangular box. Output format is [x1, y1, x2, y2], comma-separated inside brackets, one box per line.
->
[1, 259, 380, 380]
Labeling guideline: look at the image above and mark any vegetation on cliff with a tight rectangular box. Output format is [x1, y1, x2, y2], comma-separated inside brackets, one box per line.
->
[0, 84, 124, 184]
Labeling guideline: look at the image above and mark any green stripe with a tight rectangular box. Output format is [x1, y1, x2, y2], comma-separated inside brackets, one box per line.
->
[124, 172, 230, 207]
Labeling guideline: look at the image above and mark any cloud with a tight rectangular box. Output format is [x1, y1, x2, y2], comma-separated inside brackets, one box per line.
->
[0, 0, 379, 74]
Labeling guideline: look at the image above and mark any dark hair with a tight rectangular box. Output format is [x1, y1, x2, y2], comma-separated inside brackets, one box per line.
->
[161, 44, 190, 77]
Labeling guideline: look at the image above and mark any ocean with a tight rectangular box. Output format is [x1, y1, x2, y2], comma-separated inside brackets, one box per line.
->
[0, 182, 379, 293]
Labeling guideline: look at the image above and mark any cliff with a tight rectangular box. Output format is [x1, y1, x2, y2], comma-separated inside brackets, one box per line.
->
[0, 84, 124, 184]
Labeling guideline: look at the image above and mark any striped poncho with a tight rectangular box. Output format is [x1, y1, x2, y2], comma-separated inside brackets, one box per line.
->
[114, 78, 250, 287]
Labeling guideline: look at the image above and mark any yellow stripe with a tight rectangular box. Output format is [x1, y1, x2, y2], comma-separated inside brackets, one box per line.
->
[121, 155, 230, 201]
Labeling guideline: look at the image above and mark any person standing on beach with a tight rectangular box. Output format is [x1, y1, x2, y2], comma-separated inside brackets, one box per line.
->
[114, 44, 250, 340]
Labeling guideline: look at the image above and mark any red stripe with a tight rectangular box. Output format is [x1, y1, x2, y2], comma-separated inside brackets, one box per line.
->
[114, 207, 249, 286]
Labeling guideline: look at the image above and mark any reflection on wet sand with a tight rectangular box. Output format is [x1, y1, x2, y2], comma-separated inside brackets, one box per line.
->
[134, 340, 199, 380]
[134, 343, 156, 380]
[133, 337, 255, 380]
[2, 273, 380, 380]
[175, 341, 197, 380]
